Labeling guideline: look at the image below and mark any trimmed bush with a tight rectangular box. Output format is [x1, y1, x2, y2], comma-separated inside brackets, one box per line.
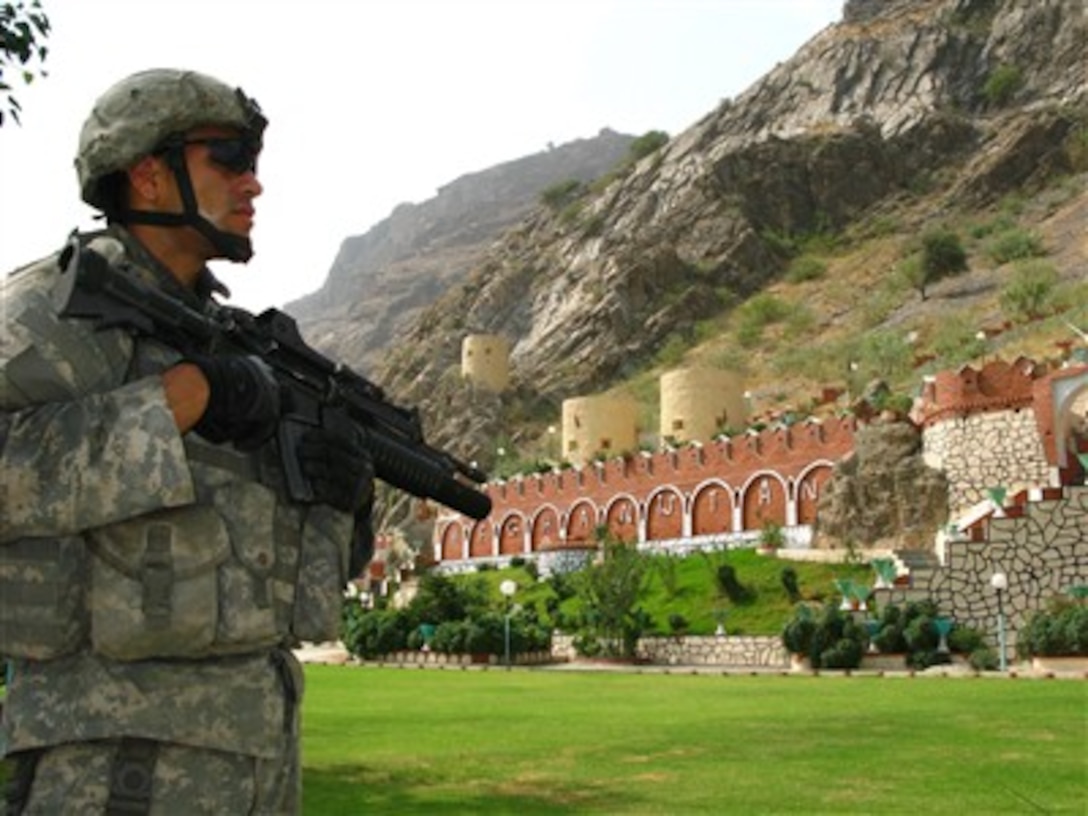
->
[1019, 597, 1088, 658]
[781, 603, 866, 669]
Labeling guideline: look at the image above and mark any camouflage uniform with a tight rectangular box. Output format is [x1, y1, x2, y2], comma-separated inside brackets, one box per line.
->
[1, 144, 355, 814]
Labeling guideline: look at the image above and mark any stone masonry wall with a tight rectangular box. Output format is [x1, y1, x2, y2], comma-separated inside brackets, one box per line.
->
[551, 633, 789, 668]
[923, 408, 1053, 515]
[884, 485, 1088, 655]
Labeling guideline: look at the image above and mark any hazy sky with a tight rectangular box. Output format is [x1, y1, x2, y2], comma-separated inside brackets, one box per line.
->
[0, 0, 842, 310]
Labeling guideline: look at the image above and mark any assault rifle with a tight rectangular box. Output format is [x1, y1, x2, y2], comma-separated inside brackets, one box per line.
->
[53, 237, 492, 520]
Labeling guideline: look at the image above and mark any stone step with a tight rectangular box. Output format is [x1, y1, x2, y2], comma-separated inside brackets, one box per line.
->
[894, 548, 940, 573]
[873, 586, 932, 607]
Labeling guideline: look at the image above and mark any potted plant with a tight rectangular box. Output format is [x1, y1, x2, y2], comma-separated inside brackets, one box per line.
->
[757, 521, 785, 554]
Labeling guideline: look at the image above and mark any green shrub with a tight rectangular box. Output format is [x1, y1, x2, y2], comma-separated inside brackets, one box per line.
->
[920, 227, 968, 278]
[572, 534, 652, 658]
[781, 605, 816, 656]
[742, 293, 792, 325]
[969, 646, 999, 671]
[1019, 596, 1088, 658]
[947, 626, 986, 655]
[869, 601, 988, 670]
[735, 293, 792, 346]
[932, 320, 989, 366]
[999, 260, 1059, 321]
[786, 255, 827, 283]
[431, 620, 471, 654]
[540, 178, 584, 210]
[668, 613, 690, 634]
[983, 64, 1023, 107]
[781, 567, 801, 603]
[717, 564, 754, 604]
[627, 130, 669, 162]
[987, 228, 1045, 264]
[342, 607, 413, 658]
[781, 603, 866, 669]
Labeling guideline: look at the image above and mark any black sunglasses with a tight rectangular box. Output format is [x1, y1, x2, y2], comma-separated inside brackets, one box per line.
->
[180, 137, 260, 174]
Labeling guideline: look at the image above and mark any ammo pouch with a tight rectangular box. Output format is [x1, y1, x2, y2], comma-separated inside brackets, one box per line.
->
[86, 481, 289, 661]
[88, 506, 234, 660]
[0, 472, 349, 663]
[0, 535, 89, 659]
[292, 504, 353, 643]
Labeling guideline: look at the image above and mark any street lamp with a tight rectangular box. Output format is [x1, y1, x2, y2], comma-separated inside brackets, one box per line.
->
[500, 579, 517, 669]
[990, 571, 1008, 671]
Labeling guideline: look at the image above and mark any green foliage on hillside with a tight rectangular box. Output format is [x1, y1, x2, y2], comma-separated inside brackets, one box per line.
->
[342, 549, 877, 661]
[472, 549, 872, 638]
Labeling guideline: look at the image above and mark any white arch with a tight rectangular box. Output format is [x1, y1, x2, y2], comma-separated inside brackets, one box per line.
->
[644, 484, 686, 541]
[530, 503, 564, 549]
[497, 510, 530, 555]
[603, 492, 641, 541]
[793, 459, 837, 503]
[1050, 368, 1088, 470]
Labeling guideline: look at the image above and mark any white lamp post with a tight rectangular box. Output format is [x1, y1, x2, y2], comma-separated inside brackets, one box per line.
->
[990, 571, 1008, 671]
[500, 579, 517, 669]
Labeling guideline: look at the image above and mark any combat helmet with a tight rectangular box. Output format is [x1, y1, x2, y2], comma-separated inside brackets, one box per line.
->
[76, 68, 267, 261]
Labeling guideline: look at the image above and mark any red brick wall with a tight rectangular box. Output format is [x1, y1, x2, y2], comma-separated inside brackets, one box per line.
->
[437, 417, 856, 560]
[914, 358, 1043, 426]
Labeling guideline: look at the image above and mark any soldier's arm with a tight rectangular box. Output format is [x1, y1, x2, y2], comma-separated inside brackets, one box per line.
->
[1, 267, 197, 541]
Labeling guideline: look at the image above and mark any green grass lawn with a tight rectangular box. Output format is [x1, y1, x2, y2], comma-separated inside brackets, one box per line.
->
[301, 665, 1087, 814]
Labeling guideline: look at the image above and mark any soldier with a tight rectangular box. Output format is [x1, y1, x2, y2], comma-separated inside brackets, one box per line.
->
[0, 69, 374, 814]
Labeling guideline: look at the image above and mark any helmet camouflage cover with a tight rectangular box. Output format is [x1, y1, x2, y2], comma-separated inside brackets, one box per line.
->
[76, 68, 266, 211]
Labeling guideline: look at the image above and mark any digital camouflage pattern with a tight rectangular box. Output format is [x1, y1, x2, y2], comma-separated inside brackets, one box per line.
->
[0, 227, 351, 813]
[10, 732, 299, 814]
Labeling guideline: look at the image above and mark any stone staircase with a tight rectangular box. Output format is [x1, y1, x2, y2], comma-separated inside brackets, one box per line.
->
[875, 548, 942, 607]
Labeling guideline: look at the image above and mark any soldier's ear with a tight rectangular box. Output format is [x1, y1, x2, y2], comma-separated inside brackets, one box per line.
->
[126, 155, 170, 206]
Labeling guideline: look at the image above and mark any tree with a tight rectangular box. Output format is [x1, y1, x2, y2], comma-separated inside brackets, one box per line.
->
[573, 529, 651, 658]
[1, 0, 50, 126]
[899, 227, 968, 300]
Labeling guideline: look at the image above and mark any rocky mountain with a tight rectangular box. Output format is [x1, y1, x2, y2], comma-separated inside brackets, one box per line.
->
[287, 128, 636, 372]
[292, 0, 1086, 513]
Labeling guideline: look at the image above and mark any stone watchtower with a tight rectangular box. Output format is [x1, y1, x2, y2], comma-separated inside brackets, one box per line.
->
[561, 394, 639, 466]
[659, 367, 747, 444]
[461, 334, 510, 392]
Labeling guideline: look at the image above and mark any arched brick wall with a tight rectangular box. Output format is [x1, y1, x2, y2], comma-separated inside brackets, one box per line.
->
[566, 500, 598, 545]
[796, 464, 833, 524]
[605, 495, 639, 543]
[741, 472, 787, 529]
[469, 520, 494, 558]
[531, 506, 561, 551]
[498, 513, 525, 555]
[440, 522, 464, 561]
[646, 487, 684, 540]
[691, 482, 734, 535]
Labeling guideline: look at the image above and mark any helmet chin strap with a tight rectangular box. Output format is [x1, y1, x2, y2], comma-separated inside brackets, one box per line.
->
[120, 145, 253, 262]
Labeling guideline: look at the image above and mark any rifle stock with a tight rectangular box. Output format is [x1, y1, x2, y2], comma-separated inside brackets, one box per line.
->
[55, 237, 492, 521]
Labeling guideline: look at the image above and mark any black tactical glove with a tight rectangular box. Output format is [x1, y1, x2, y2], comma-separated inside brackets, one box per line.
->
[189, 355, 281, 449]
[297, 425, 375, 514]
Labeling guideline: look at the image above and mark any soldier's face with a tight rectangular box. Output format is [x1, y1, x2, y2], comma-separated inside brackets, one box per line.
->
[182, 126, 263, 251]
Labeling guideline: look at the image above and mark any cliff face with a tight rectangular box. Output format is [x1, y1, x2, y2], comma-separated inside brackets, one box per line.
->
[291, 0, 1086, 494]
[287, 128, 636, 372]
